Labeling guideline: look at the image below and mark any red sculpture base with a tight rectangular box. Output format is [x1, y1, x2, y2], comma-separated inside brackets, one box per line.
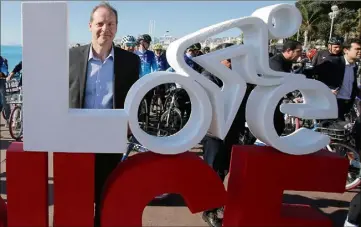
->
[4, 142, 349, 227]
[223, 145, 349, 227]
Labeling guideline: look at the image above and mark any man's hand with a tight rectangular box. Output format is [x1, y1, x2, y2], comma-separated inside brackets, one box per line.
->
[331, 89, 339, 95]
[6, 72, 14, 81]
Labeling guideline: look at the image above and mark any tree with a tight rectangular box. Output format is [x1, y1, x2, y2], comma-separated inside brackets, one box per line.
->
[334, 8, 358, 41]
[296, 0, 323, 47]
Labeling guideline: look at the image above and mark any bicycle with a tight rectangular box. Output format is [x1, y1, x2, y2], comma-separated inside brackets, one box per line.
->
[158, 85, 184, 136]
[7, 86, 23, 141]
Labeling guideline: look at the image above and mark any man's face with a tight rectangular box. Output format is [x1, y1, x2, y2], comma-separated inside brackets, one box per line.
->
[328, 44, 341, 55]
[154, 49, 162, 56]
[123, 43, 135, 52]
[89, 7, 117, 47]
[286, 45, 302, 61]
[221, 59, 231, 69]
[140, 40, 150, 50]
[187, 49, 196, 57]
[344, 43, 361, 61]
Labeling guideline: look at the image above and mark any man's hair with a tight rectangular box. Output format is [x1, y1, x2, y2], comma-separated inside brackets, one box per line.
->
[343, 38, 361, 50]
[282, 40, 302, 52]
[90, 2, 118, 24]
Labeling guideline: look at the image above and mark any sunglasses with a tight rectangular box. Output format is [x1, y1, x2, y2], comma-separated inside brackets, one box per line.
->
[125, 43, 135, 47]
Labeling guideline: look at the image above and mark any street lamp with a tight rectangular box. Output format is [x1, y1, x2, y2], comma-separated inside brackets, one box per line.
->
[328, 5, 339, 40]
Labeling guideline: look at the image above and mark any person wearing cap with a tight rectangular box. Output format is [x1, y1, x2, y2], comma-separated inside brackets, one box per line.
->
[312, 36, 343, 66]
[153, 43, 169, 71]
[134, 34, 158, 78]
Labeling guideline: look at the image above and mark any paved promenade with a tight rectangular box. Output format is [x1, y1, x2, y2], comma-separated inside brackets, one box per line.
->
[0, 118, 358, 226]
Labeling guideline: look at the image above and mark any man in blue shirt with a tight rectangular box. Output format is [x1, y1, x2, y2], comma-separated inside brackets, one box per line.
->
[134, 34, 158, 77]
[0, 56, 10, 127]
[68, 3, 140, 226]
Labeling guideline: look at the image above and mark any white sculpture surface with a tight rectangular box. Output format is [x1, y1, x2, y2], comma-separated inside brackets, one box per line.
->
[22, 1, 337, 155]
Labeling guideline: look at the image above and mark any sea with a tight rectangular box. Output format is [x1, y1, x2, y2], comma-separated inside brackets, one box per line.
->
[0, 45, 22, 73]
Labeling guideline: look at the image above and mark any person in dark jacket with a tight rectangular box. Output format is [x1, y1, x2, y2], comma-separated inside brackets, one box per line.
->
[311, 36, 343, 67]
[268, 40, 303, 135]
[344, 192, 360, 227]
[7, 61, 23, 86]
[201, 43, 255, 227]
[305, 39, 360, 120]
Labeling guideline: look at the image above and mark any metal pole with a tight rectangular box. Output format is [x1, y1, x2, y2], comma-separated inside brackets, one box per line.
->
[329, 14, 334, 40]
[297, 29, 300, 41]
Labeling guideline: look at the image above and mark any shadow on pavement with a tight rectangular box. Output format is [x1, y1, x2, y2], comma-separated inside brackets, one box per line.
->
[148, 194, 186, 207]
[283, 194, 350, 208]
[0, 139, 12, 150]
[283, 193, 350, 226]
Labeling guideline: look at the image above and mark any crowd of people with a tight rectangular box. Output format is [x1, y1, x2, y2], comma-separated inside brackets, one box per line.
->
[0, 2, 360, 227]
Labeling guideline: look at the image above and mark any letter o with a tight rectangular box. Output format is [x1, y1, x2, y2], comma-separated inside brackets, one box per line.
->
[124, 71, 212, 155]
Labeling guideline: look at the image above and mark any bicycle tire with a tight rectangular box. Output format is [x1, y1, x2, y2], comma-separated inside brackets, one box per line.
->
[9, 105, 23, 141]
[138, 99, 149, 130]
[328, 142, 361, 191]
[158, 108, 183, 136]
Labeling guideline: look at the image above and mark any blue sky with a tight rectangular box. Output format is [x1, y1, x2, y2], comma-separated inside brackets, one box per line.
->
[1, 1, 296, 46]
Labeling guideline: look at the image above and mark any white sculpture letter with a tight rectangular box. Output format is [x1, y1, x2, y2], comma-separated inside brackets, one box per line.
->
[23, 2, 129, 153]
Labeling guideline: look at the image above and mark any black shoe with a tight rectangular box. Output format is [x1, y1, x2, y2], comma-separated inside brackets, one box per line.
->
[216, 207, 224, 219]
[202, 210, 222, 227]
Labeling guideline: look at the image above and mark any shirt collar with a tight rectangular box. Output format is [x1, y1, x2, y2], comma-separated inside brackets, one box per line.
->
[344, 55, 355, 67]
[88, 45, 114, 61]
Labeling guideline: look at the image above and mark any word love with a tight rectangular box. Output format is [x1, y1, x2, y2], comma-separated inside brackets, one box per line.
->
[4, 143, 348, 227]
[22, 2, 337, 156]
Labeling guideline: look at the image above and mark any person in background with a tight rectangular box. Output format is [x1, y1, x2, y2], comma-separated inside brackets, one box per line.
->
[344, 192, 360, 227]
[7, 61, 22, 86]
[269, 40, 303, 135]
[312, 36, 343, 66]
[0, 56, 10, 127]
[153, 43, 169, 71]
[120, 35, 136, 52]
[203, 46, 210, 54]
[134, 34, 158, 78]
[201, 43, 255, 227]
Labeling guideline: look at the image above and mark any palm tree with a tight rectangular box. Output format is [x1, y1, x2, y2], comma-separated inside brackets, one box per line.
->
[335, 9, 358, 41]
[296, 0, 323, 48]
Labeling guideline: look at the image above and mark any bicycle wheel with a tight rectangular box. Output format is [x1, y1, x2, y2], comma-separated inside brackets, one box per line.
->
[158, 108, 183, 136]
[9, 105, 23, 141]
[138, 99, 149, 130]
[327, 142, 361, 191]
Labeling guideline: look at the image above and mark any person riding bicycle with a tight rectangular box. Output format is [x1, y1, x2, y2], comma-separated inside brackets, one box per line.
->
[0, 56, 10, 128]
[7, 61, 22, 86]
[311, 36, 343, 67]
[153, 43, 169, 71]
[120, 35, 136, 53]
[134, 34, 158, 78]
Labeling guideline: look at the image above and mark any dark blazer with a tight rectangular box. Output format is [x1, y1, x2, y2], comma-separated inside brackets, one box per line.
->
[69, 44, 141, 109]
[308, 55, 359, 102]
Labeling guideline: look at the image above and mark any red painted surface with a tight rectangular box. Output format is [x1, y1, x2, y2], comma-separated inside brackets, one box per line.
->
[223, 145, 349, 227]
[6, 142, 48, 227]
[53, 153, 95, 227]
[100, 151, 227, 227]
[4, 142, 349, 227]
